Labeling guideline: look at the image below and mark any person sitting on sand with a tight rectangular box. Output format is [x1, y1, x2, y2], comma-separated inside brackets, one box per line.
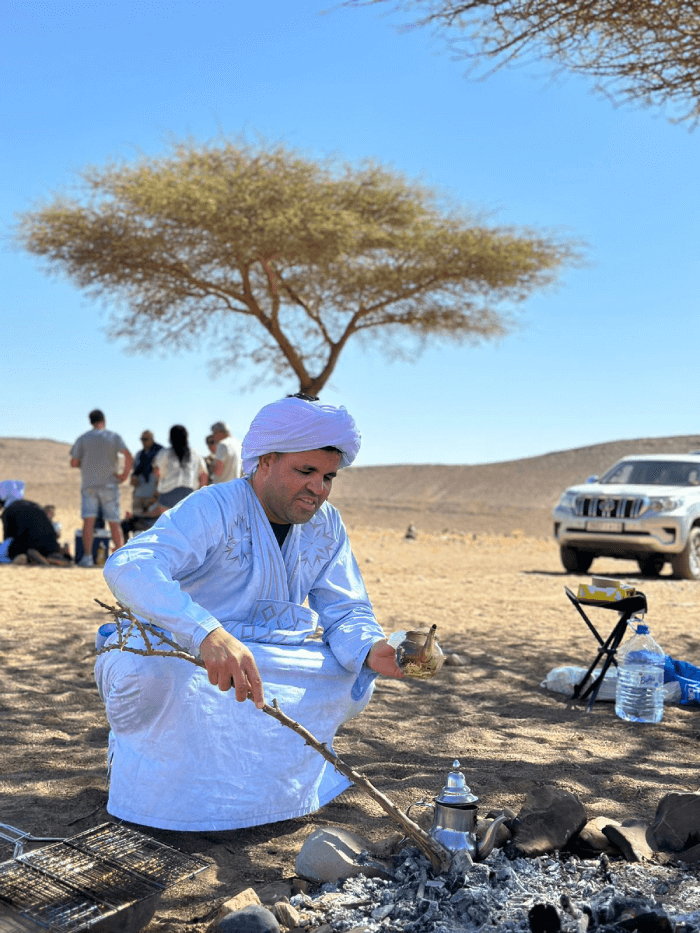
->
[1, 488, 72, 566]
[94, 394, 404, 831]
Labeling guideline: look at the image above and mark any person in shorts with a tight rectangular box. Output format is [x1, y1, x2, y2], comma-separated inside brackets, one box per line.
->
[70, 409, 133, 566]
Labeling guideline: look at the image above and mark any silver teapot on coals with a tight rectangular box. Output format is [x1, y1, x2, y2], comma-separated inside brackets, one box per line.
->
[408, 760, 508, 861]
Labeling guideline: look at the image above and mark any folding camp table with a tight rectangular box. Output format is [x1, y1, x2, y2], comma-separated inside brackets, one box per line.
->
[564, 585, 648, 711]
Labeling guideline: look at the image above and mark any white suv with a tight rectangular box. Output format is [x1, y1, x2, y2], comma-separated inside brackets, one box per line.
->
[553, 453, 700, 579]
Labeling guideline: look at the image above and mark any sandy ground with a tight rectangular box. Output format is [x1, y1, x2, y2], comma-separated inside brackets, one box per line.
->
[2, 524, 700, 930]
[2, 437, 700, 930]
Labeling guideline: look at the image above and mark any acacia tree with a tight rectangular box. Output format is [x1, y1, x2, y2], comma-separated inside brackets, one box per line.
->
[347, 0, 700, 124]
[17, 139, 578, 395]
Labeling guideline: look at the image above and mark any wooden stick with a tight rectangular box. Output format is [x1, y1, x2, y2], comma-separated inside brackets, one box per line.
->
[94, 599, 452, 873]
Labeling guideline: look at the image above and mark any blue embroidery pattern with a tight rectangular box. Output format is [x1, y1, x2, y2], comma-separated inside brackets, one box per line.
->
[301, 520, 336, 569]
[224, 515, 253, 566]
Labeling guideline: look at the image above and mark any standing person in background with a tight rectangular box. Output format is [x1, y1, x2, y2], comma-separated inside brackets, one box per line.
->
[70, 409, 133, 567]
[210, 421, 242, 482]
[130, 430, 163, 512]
[151, 425, 208, 515]
[204, 434, 218, 485]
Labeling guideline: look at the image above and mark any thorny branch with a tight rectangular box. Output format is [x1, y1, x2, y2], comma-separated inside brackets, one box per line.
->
[94, 598, 453, 873]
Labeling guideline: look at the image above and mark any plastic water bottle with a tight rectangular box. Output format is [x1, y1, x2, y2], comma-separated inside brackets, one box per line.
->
[615, 623, 665, 723]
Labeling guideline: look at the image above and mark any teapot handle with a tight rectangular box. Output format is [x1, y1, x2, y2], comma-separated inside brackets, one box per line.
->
[406, 798, 435, 821]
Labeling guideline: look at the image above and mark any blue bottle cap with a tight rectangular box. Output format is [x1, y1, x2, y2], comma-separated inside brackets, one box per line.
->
[636, 623, 650, 634]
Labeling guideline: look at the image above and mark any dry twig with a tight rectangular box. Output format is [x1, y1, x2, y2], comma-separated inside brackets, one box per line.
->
[95, 599, 452, 872]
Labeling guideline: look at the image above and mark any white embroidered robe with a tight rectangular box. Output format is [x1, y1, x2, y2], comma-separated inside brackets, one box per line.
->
[94, 479, 383, 831]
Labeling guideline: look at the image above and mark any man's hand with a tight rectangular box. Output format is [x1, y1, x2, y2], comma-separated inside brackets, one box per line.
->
[366, 639, 405, 679]
[200, 628, 265, 708]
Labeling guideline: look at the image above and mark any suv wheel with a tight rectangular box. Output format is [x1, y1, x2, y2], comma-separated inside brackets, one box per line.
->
[637, 555, 665, 577]
[670, 527, 700, 580]
[560, 546, 593, 574]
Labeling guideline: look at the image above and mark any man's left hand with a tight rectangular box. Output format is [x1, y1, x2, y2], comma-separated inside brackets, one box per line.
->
[366, 639, 404, 679]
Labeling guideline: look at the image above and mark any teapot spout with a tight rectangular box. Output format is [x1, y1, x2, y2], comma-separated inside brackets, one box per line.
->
[418, 625, 438, 663]
[476, 813, 509, 861]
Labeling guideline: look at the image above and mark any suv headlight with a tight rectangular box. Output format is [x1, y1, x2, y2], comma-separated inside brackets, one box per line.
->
[645, 496, 683, 514]
[556, 490, 578, 511]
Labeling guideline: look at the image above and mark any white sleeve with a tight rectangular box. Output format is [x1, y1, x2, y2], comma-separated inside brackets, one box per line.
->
[103, 493, 224, 654]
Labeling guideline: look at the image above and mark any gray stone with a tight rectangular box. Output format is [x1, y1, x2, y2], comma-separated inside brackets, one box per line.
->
[270, 901, 301, 928]
[602, 819, 658, 862]
[576, 817, 621, 855]
[257, 881, 292, 905]
[217, 904, 280, 933]
[217, 888, 262, 920]
[295, 827, 393, 884]
[509, 786, 587, 857]
[444, 653, 467, 666]
[650, 792, 700, 853]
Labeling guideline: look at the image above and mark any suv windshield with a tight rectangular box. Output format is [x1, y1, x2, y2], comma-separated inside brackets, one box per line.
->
[601, 460, 700, 486]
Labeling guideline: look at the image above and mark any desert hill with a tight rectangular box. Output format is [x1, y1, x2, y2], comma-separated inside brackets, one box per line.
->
[2, 433, 700, 540]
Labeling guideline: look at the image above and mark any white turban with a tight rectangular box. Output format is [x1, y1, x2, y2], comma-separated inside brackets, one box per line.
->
[241, 397, 361, 476]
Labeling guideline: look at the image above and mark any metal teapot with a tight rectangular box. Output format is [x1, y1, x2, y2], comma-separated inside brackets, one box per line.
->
[408, 760, 508, 860]
[388, 625, 445, 679]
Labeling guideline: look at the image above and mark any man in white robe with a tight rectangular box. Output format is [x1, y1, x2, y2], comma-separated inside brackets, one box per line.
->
[94, 395, 403, 831]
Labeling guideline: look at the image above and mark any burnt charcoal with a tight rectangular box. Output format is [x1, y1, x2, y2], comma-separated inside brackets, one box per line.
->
[618, 910, 673, 932]
[528, 903, 562, 933]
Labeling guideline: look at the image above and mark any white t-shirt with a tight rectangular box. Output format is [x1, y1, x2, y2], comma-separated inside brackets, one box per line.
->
[213, 436, 242, 482]
[154, 448, 207, 494]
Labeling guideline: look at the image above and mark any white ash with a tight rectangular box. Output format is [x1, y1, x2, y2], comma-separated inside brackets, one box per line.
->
[291, 847, 700, 932]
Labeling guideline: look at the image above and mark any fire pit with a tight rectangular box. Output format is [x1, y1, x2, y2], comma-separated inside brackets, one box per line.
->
[291, 846, 700, 932]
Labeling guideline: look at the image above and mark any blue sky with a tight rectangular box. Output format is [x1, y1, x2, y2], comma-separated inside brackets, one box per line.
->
[2, 0, 698, 467]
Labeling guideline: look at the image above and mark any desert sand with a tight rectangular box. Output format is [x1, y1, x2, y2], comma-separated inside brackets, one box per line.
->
[1, 435, 700, 930]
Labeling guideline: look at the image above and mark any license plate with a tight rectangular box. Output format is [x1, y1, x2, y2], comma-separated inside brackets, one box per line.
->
[586, 520, 622, 533]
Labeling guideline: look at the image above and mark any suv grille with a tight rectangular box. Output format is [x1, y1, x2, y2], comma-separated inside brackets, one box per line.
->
[574, 495, 645, 519]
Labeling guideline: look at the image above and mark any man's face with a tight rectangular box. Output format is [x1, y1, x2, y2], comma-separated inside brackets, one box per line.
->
[212, 431, 225, 444]
[253, 449, 341, 525]
[141, 434, 154, 450]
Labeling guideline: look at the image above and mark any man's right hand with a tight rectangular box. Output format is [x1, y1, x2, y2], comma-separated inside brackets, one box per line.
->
[199, 628, 265, 708]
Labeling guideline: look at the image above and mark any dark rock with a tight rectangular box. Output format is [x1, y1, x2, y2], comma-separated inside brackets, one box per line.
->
[650, 792, 700, 853]
[217, 904, 280, 933]
[602, 820, 658, 862]
[528, 903, 561, 933]
[509, 786, 587, 857]
[677, 842, 700, 863]
[404, 524, 417, 540]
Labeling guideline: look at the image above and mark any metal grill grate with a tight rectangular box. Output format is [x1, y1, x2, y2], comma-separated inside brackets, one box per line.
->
[0, 859, 108, 932]
[21, 843, 160, 905]
[66, 823, 208, 886]
[0, 823, 209, 933]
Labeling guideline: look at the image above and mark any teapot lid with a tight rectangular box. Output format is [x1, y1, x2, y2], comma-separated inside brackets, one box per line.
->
[435, 759, 478, 806]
